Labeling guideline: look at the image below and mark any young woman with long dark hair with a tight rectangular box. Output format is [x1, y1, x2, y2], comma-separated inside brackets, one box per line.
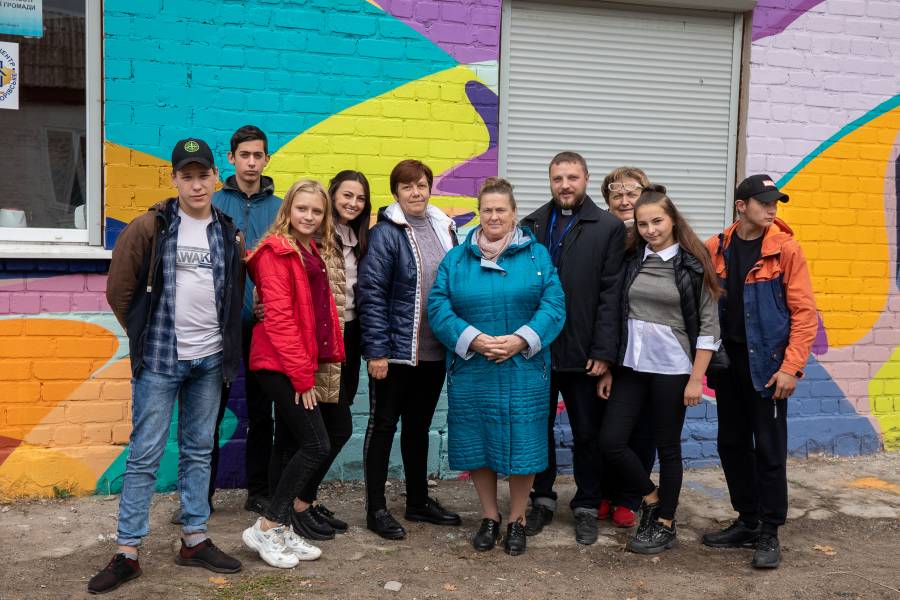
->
[598, 184, 721, 555]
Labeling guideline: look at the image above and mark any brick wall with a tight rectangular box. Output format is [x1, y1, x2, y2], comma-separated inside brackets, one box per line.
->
[0, 0, 897, 499]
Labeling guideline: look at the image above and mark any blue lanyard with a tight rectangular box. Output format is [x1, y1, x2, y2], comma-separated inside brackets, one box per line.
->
[547, 207, 578, 261]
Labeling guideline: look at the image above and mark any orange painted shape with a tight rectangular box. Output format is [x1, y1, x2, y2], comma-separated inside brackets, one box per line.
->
[848, 477, 900, 495]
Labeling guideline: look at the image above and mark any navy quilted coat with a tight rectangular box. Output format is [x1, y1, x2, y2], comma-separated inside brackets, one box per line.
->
[428, 227, 565, 474]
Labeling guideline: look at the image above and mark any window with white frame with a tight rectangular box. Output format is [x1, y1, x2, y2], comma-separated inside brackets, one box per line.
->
[0, 0, 101, 248]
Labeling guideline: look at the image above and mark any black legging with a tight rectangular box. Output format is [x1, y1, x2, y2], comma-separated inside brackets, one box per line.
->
[599, 367, 689, 521]
[255, 369, 331, 524]
[278, 319, 362, 504]
[364, 360, 446, 513]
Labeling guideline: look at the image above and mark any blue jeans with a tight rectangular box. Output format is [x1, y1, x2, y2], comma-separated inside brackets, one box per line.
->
[116, 352, 223, 547]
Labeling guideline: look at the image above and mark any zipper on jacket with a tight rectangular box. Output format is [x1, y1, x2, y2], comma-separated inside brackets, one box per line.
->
[406, 224, 424, 367]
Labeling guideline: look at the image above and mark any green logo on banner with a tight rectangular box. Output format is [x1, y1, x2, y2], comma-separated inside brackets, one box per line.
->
[184, 140, 200, 152]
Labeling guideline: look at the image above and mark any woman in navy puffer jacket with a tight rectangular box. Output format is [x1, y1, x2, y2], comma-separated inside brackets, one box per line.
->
[356, 159, 461, 540]
[428, 178, 565, 556]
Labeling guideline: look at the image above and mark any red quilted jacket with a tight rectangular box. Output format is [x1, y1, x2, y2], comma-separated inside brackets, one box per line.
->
[247, 234, 345, 394]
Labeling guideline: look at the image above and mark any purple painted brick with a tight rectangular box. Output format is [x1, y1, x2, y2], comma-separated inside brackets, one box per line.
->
[70, 294, 101, 312]
[471, 6, 500, 27]
[389, 0, 413, 18]
[430, 21, 471, 44]
[86, 274, 109, 292]
[441, 2, 469, 23]
[10, 293, 40, 314]
[40, 294, 72, 313]
[0, 277, 25, 291]
[414, 1, 440, 21]
[474, 26, 499, 46]
[0, 293, 9, 313]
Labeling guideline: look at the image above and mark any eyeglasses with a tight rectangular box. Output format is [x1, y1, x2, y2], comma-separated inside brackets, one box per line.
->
[607, 181, 643, 193]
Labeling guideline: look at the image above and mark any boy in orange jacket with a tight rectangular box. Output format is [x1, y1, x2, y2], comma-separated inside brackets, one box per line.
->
[701, 175, 817, 569]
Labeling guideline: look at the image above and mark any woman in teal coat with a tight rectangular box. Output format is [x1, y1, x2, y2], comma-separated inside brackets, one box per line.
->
[428, 177, 565, 556]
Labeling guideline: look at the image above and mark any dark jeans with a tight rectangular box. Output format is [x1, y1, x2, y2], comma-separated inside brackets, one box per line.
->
[713, 341, 788, 527]
[364, 360, 445, 513]
[242, 324, 273, 498]
[616, 410, 657, 511]
[531, 371, 608, 511]
[255, 370, 330, 524]
[599, 367, 689, 521]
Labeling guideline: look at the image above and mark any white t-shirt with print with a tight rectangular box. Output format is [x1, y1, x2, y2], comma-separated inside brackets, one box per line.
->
[174, 211, 223, 360]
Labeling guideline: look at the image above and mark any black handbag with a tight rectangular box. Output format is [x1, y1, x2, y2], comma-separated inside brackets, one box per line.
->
[706, 344, 730, 377]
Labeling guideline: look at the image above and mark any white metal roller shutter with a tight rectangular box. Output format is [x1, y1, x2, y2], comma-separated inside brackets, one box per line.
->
[501, 0, 741, 238]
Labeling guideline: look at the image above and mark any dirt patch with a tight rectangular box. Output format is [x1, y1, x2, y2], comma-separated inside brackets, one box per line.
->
[0, 455, 898, 599]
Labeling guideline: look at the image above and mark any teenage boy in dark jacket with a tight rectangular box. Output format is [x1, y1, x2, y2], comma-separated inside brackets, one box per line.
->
[210, 125, 282, 515]
[702, 175, 817, 569]
[90, 138, 244, 594]
[520, 151, 626, 545]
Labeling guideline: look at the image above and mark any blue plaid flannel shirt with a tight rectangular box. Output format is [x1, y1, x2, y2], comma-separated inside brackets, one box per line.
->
[143, 200, 226, 376]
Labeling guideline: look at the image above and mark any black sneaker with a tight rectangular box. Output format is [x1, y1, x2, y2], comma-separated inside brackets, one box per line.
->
[312, 504, 348, 533]
[88, 553, 141, 594]
[291, 506, 335, 541]
[752, 533, 781, 569]
[524, 504, 553, 536]
[405, 497, 462, 526]
[635, 501, 661, 537]
[174, 538, 242, 573]
[472, 516, 502, 551]
[574, 509, 599, 545]
[244, 495, 270, 515]
[702, 519, 760, 549]
[504, 520, 527, 556]
[367, 508, 407, 540]
[627, 520, 677, 554]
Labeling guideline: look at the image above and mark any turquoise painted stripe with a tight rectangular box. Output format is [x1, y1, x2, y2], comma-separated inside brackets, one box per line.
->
[778, 95, 900, 188]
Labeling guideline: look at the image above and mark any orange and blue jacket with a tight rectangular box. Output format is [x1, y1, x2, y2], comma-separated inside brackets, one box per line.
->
[705, 218, 817, 397]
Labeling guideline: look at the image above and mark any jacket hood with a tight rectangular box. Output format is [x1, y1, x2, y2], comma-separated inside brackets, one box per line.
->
[147, 198, 235, 227]
[377, 202, 457, 251]
[463, 225, 535, 258]
[222, 175, 276, 199]
[721, 217, 794, 258]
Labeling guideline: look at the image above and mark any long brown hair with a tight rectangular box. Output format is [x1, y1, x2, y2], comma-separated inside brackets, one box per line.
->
[630, 184, 722, 298]
[257, 179, 335, 259]
[328, 170, 371, 258]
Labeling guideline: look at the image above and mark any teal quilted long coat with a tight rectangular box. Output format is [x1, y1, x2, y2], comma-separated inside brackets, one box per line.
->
[428, 227, 565, 475]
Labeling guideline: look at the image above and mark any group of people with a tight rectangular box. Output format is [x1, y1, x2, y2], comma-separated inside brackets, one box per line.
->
[89, 124, 816, 594]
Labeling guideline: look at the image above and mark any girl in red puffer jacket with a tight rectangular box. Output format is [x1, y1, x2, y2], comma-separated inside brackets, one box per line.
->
[241, 179, 344, 569]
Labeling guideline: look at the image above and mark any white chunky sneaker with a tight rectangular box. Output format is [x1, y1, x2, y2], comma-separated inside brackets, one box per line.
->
[242, 517, 299, 569]
[284, 528, 322, 561]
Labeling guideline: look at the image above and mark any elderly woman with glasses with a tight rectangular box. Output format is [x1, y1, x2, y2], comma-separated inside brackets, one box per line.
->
[595, 166, 657, 529]
[428, 177, 565, 556]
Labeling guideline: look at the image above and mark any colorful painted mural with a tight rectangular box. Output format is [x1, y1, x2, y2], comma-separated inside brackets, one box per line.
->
[0, 0, 897, 499]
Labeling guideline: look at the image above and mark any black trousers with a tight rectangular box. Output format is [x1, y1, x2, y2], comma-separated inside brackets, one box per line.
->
[208, 322, 271, 500]
[364, 361, 445, 513]
[255, 370, 330, 524]
[713, 341, 788, 528]
[599, 367, 689, 521]
[531, 371, 610, 511]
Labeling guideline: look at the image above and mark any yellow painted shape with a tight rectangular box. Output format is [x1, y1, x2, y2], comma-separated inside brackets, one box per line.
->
[267, 65, 490, 207]
[848, 477, 899, 495]
[780, 107, 900, 347]
[0, 444, 123, 499]
[868, 346, 900, 452]
[104, 142, 174, 224]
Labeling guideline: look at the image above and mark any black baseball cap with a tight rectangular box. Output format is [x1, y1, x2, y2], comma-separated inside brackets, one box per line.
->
[735, 174, 789, 204]
[171, 138, 215, 171]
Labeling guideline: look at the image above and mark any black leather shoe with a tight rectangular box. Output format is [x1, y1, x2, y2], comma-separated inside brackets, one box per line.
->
[504, 521, 527, 556]
[574, 510, 599, 545]
[312, 504, 348, 533]
[627, 520, 677, 554]
[524, 504, 553, 536]
[405, 497, 462, 526]
[291, 506, 335, 541]
[472, 516, 502, 551]
[752, 533, 781, 569]
[635, 501, 660, 537]
[702, 519, 760, 549]
[244, 495, 270, 515]
[367, 508, 407, 540]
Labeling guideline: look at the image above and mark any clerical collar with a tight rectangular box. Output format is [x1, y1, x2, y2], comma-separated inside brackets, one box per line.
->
[561, 208, 573, 216]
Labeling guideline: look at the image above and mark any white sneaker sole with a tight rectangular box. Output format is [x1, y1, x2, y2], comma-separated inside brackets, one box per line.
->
[242, 527, 299, 569]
